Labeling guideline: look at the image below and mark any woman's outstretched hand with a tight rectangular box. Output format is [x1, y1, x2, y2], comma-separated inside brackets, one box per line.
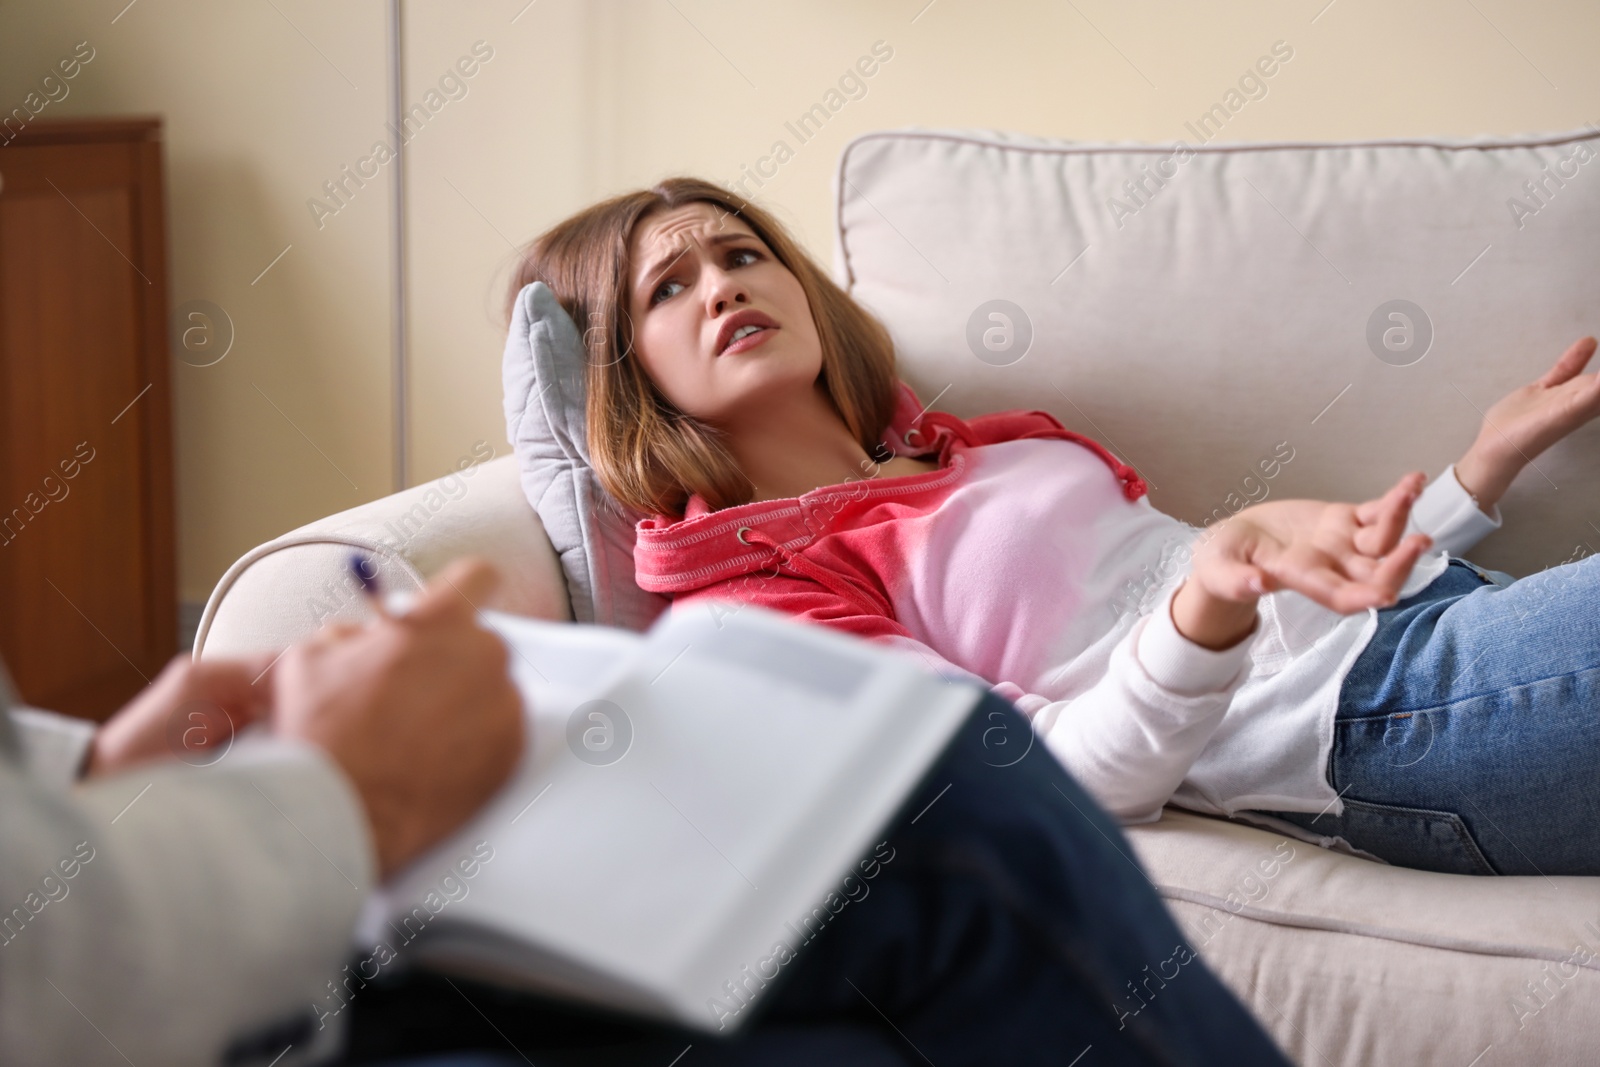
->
[1172, 473, 1436, 650]
[1455, 335, 1600, 512]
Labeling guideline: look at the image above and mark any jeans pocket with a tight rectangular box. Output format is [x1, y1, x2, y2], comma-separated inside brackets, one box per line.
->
[1449, 557, 1513, 589]
[1334, 797, 1499, 876]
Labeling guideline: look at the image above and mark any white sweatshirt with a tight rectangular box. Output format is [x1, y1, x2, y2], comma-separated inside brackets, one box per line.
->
[991, 448, 1504, 825]
[634, 387, 1504, 830]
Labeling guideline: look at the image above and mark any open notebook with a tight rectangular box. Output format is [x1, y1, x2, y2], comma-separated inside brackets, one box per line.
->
[353, 598, 986, 1033]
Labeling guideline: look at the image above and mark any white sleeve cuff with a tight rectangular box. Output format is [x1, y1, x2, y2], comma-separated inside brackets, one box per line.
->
[1407, 463, 1503, 557]
[1135, 583, 1256, 697]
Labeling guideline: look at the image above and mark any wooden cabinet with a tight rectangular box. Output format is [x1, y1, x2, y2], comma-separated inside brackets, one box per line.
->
[0, 117, 176, 721]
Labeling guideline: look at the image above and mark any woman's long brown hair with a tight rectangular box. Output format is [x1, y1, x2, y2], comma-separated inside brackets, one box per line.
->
[505, 178, 900, 517]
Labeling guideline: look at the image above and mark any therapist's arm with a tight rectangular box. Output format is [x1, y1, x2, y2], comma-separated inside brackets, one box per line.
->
[0, 735, 377, 1067]
[87, 557, 525, 878]
[1, 558, 524, 1066]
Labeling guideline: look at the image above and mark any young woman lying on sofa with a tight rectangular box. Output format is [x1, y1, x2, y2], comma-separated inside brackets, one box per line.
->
[508, 176, 1600, 878]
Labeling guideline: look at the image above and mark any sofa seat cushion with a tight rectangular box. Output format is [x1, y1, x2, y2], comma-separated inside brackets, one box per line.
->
[1126, 808, 1600, 1065]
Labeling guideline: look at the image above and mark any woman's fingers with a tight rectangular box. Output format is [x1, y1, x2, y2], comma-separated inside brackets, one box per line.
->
[1352, 472, 1426, 557]
[1268, 556, 1363, 611]
[1352, 472, 1423, 527]
[1369, 533, 1433, 597]
[1536, 335, 1598, 389]
[1200, 552, 1275, 601]
[1265, 531, 1432, 615]
[1330, 533, 1432, 612]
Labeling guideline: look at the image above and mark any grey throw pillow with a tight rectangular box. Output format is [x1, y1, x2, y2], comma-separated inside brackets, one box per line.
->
[502, 281, 671, 631]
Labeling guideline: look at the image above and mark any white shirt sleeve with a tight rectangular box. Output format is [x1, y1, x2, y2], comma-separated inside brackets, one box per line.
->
[1015, 580, 1255, 825]
[863, 582, 1255, 826]
[1406, 462, 1504, 558]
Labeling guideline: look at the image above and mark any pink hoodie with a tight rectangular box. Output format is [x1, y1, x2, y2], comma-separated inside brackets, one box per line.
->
[633, 378, 1149, 646]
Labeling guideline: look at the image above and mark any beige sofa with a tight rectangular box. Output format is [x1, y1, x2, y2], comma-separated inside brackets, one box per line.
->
[198, 126, 1600, 1064]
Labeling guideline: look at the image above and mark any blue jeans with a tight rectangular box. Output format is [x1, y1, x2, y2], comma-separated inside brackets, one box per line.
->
[340, 692, 1290, 1067]
[1245, 555, 1600, 876]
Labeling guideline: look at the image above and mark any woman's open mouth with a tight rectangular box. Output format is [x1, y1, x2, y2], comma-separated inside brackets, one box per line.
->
[720, 323, 775, 355]
[715, 310, 781, 356]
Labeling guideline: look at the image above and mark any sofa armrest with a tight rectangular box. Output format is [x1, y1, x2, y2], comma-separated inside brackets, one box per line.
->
[195, 455, 571, 659]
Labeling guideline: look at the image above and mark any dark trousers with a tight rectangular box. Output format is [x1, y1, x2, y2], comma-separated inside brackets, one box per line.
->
[339, 691, 1292, 1067]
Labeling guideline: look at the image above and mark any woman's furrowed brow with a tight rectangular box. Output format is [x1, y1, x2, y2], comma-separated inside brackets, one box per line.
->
[638, 243, 694, 291]
[636, 232, 752, 295]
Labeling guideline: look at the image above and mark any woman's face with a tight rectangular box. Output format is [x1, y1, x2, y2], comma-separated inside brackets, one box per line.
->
[624, 202, 822, 427]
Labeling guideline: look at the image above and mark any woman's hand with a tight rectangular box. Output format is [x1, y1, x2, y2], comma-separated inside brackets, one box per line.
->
[1455, 335, 1600, 511]
[1173, 473, 1435, 650]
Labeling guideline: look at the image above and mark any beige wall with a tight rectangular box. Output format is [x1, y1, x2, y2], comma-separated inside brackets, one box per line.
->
[0, 0, 394, 603]
[3, 0, 1596, 602]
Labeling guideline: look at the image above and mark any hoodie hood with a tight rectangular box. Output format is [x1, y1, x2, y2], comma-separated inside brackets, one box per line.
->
[633, 379, 1148, 595]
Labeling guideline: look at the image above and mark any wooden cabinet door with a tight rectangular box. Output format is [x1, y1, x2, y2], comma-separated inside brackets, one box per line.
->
[0, 118, 175, 720]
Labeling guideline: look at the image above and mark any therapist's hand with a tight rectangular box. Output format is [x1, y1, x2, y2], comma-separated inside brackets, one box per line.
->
[85, 651, 282, 777]
[271, 557, 525, 880]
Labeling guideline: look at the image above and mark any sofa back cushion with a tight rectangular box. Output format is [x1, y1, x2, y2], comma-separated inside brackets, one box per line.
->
[834, 126, 1600, 576]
